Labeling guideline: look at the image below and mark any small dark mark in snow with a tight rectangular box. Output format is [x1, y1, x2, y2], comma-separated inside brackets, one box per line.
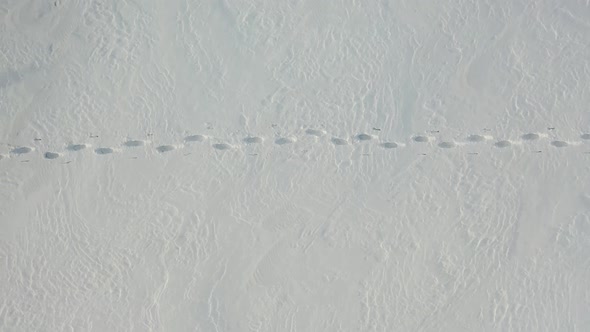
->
[418, 153, 427, 156]
[372, 128, 381, 131]
[548, 127, 555, 130]
[249, 153, 258, 156]
[90, 135, 99, 138]
[34, 138, 42, 141]
[467, 152, 478, 155]
[62, 161, 72, 164]
[534, 150, 542, 153]
[363, 153, 371, 156]
[21, 160, 30, 163]
[483, 128, 491, 132]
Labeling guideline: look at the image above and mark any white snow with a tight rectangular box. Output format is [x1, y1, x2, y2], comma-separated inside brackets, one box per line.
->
[1, 0, 590, 331]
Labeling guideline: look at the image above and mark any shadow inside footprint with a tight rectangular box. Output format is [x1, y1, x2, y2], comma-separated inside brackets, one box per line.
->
[331, 138, 348, 146]
[243, 136, 263, 144]
[95, 148, 114, 155]
[44, 152, 60, 159]
[275, 137, 296, 145]
[413, 136, 429, 143]
[438, 142, 456, 149]
[67, 144, 87, 151]
[581, 133, 590, 140]
[11, 147, 32, 154]
[305, 129, 325, 137]
[213, 143, 232, 150]
[185, 135, 206, 142]
[156, 145, 175, 153]
[380, 142, 398, 149]
[356, 133, 373, 141]
[521, 133, 540, 141]
[123, 140, 145, 147]
[494, 141, 511, 148]
[467, 135, 485, 142]
[551, 141, 568, 148]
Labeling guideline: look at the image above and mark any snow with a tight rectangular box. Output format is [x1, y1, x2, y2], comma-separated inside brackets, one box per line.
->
[1, 0, 590, 331]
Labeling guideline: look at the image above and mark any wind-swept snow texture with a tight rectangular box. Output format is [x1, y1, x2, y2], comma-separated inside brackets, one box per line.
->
[1, 0, 590, 331]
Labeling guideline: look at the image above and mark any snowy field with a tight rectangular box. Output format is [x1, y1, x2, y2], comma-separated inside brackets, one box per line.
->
[1, 0, 590, 331]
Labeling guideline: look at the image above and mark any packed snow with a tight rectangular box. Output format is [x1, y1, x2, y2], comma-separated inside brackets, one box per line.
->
[1, 0, 590, 331]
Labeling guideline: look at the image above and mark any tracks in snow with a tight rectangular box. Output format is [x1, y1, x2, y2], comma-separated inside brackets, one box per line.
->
[1, 129, 589, 163]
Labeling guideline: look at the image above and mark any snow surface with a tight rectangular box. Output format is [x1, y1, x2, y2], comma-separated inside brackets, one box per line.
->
[1, 0, 590, 331]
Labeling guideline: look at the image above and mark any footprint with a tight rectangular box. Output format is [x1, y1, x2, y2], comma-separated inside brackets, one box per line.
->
[494, 140, 511, 148]
[305, 129, 325, 137]
[438, 141, 456, 149]
[467, 134, 486, 142]
[380, 142, 398, 149]
[243, 136, 263, 144]
[551, 141, 568, 148]
[331, 137, 348, 146]
[44, 152, 60, 160]
[156, 145, 175, 153]
[10, 147, 33, 155]
[123, 140, 145, 147]
[581, 133, 590, 140]
[185, 134, 207, 142]
[356, 133, 373, 141]
[94, 147, 114, 155]
[521, 133, 540, 141]
[67, 144, 88, 151]
[275, 137, 296, 145]
[212, 143, 232, 150]
[413, 136, 430, 143]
